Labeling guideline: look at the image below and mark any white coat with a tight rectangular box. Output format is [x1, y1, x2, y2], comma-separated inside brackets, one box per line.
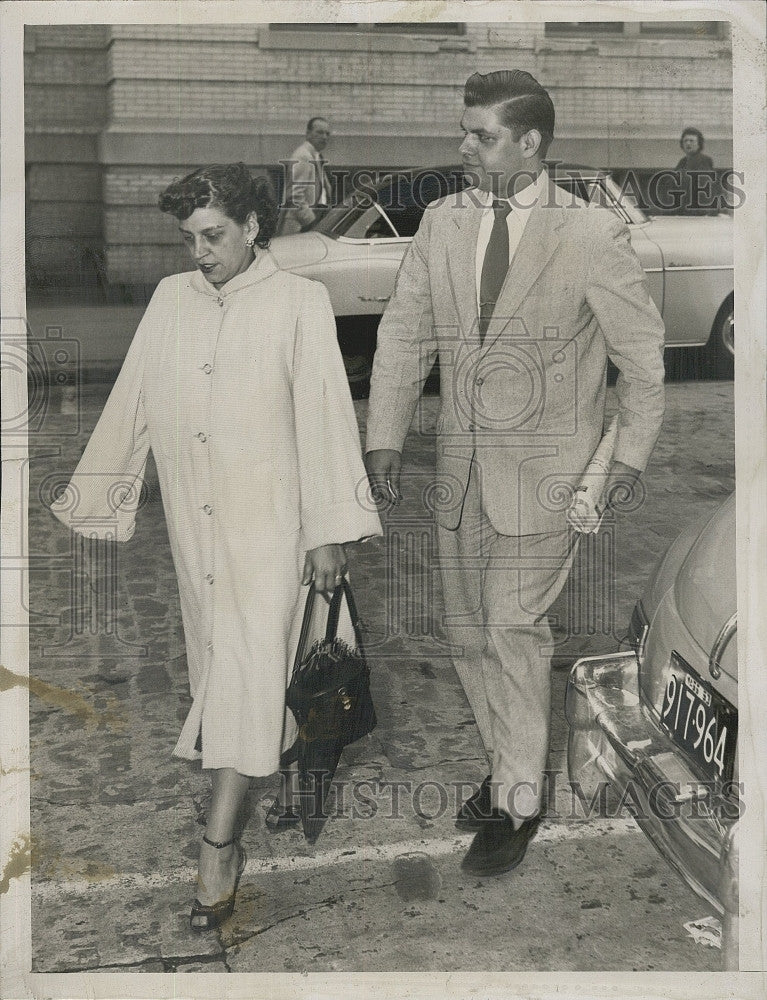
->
[52, 253, 382, 776]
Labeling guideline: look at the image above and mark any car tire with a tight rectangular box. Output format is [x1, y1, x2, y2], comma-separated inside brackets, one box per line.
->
[335, 316, 442, 397]
[337, 316, 378, 399]
[343, 353, 373, 399]
[706, 294, 734, 379]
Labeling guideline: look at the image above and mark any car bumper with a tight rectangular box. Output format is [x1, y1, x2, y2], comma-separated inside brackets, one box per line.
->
[565, 650, 738, 918]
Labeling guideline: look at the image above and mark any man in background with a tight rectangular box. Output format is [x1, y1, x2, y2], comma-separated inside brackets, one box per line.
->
[281, 116, 333, 234]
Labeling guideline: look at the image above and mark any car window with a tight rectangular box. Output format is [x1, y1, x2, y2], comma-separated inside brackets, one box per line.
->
[312, 203, 371, 237]
[380, 170, 466, 238]
[327, 168, 467, 241]
[551, 174, 638, 225]
[602, 175, 647, 224]
[342, 204, 397, 240]
[315, 166, 644, 240]
[552, 175, 594, 203]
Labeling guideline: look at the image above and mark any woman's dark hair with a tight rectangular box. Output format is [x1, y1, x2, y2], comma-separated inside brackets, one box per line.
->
[464, 70, 555, 156]
[680, 127, 705, 151]
[158, 162, 278, 249]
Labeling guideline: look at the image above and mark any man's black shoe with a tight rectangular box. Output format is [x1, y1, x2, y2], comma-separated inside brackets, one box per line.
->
[455, 775, 493, 832]
[460, 811, 540, 876]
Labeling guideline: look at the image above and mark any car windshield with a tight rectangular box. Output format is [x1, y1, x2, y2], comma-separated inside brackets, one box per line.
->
[313, 167, 467, 239]
[311, 165, 646, 240]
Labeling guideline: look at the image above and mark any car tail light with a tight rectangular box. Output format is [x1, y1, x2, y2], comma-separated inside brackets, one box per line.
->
[628, 601, 649, 665]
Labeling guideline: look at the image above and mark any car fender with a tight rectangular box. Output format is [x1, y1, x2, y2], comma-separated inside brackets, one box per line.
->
[642, 216, 733, 347]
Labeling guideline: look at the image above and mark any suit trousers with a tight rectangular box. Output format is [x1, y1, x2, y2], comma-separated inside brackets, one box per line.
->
[437, 458, 576, 825]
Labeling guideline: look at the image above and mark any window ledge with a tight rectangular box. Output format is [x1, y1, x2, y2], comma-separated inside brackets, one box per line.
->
[259, 27, 469, 54]
[537, 36, 730, 59]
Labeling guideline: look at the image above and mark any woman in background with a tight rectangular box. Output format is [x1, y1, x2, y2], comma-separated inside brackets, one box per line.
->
[676, 126, 714, 172]
[52, 163, 381, 930]
[676, 127, 717, 215]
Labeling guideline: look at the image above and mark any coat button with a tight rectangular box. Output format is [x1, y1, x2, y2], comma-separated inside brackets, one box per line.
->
[475, 376, 484, 386]
[196, 432, 207, 442]
[202, 363, 213, 375]
[202, 504, 213, 515]
[205, 574, 214, 584]
[216, 296, 224, 307]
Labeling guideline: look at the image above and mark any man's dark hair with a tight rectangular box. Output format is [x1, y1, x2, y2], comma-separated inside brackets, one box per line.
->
[306, 116, 329, 132]
[464, 70, 555, 156]
[680, 126, 705, 151]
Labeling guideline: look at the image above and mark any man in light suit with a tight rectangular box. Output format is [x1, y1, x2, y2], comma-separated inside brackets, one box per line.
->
[282, 116, 333, 235]
[366, 70, 665, 876]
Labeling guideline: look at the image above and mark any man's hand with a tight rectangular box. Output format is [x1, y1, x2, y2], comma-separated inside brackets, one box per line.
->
[604, 460, 641, 510]
[302, 544, 347, 602]
[567, 460, 642, 534]
[365, 449, 402, 508]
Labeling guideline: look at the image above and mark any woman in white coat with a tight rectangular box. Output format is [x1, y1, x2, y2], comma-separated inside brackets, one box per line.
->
[51, 163, 381, 930]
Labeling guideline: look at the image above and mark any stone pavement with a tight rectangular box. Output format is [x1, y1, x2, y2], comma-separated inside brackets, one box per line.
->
[26, 379, 734, 973]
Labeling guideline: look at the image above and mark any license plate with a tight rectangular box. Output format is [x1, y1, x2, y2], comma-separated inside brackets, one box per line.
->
[659, 651, 737, 784]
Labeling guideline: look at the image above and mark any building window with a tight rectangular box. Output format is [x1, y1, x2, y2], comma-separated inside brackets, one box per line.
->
[545, 21, 725, 40]
[639, 21, 724, 39]
[270, 22, 465, 36]
[544, 22, 624, 35]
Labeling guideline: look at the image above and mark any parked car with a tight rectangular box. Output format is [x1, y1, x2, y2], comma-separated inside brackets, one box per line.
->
[268, 163, 734, 392]
[565, 492, 739, 968]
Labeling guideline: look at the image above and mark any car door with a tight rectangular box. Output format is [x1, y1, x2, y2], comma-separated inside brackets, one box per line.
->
[304, 202, 409, 319]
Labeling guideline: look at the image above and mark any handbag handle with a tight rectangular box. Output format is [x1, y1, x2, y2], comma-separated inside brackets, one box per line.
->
[292, 578, 362, 674]
[293, 585, 318, 674]
[325, 578, 360, 641]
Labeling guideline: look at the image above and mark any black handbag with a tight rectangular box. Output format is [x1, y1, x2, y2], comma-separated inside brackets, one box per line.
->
[285, 579, 377, 750]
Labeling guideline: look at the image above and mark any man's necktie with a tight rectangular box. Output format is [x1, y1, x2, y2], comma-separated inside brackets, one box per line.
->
[317, 154, 328, 206]
[479, 200, 512, 341]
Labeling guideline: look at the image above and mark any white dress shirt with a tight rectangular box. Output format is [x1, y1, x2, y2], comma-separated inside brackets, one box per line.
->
[475, 169, 548, 312]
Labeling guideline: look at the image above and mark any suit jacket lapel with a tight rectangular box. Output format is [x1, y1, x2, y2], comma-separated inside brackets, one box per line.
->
[445, 199, 483, 340]
[482, 190, 564, 350]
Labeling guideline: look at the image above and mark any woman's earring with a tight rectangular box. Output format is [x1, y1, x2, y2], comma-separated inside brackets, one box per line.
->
[246, 235, 257, 247]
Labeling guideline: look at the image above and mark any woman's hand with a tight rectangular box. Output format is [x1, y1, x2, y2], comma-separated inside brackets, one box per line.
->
[302, 544, 347, 602]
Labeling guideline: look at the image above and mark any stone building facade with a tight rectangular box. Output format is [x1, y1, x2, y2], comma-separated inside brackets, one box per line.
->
[25, 20, 733, 288]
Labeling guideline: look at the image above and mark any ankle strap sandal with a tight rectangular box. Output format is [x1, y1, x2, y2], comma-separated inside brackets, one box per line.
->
[202, 834, 235, 849]
[190, 837, 246, 932]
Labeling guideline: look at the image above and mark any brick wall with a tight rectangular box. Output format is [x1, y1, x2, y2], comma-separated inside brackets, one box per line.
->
[25, 25, 109, 288]
[25, 20, 733, 287]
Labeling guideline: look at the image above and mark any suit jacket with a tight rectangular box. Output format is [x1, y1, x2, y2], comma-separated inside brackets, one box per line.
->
[366, 175, 666, 536]
[282, 140, 332, 235]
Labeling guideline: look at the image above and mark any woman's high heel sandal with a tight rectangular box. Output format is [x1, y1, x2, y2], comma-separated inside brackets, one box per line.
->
[265, 766, 301, 832]
[265, 797, 301, 832]
[189, 835, 246, 932]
